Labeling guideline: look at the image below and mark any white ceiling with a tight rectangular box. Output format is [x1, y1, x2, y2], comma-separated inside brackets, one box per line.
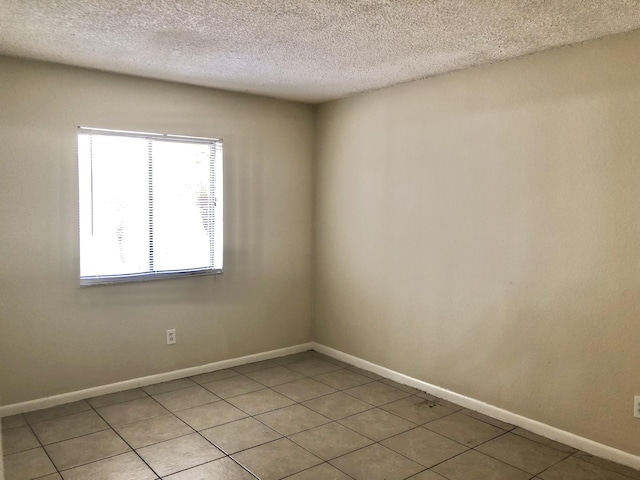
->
[1, 1, 639, 103]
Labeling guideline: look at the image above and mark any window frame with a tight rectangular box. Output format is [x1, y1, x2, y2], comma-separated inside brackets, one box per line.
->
[77, 126, 223, 286]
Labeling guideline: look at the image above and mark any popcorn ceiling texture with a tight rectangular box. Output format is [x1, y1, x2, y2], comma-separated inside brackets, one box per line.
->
[0, 0, 639, 102]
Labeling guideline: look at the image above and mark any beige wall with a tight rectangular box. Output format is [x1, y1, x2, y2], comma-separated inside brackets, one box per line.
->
[0, 56, 315, 405]
[315, 30, 640, 456]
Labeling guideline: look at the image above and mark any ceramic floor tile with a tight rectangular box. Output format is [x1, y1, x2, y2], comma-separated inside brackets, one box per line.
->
[311, 353, 353, 368]
[272, 377, 337, 402]
[7, 359, 636, 480]
[459, 409, 515, 431]
[272, 351, 319, 366]
[152, 385, 219, 412]
[424, 411, 505, 447]
[511, 428, 577, 454]
[256, 404, 331, 436]
[290, 422, 373, 460]
[432, 449, 531, 480]
[344, 382, 410, 406]
[415, 392, 464, 412]
[2, 414, 27, 430]
[380, 378, 424, 395]
[226, 388, 295, 415]
[137, 432, 224, 477]
[2, 425, 40, 455]
[381, 426, 468, 467]
[190, 369, 240, 384]
[164, 457, 255, 480]
[114, 413, 194, 449]
[347, 366, 383, 380]
[338, 408, 415, 442]
[407, 471, 449, 480]
[572, 451, 640, 480]
[476, 432, 571, 474]
[60, 451, 156, 480]
[175, 400, 248, 430]
[96, 397, 169, 427]
[44, 429, 130, 471]
[329, 443, 424, 480]
[201, 376, 265, 398]
[3, 447, 57, 480]
[287, 358, 343, 377]
[381, 395, 454, 424]
[31, 410, 108, 445]
[232, 438, 323, 480]
[24, 401, 92, 425]
[87, 388, 148, 409]
[245, 366, 305, 386]
[142, 378, 197, 396]
[538, 456, 631, 480]
[286, 462, 354, 479]
[201, 417, 281, 454]
[233, 360, 279, 374]
[303, 392, 372, 420]
[313, 369, 373, 390]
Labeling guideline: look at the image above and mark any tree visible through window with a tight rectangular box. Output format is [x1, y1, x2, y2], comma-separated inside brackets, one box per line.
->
[77, 127, 223, 285]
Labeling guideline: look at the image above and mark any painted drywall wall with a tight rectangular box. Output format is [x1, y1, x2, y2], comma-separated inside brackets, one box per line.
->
[0, 56, 315, 405]
[315, 30, 640, 456]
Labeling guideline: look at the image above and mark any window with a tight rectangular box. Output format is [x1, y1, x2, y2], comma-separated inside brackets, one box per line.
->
[77, 127, 223, 285]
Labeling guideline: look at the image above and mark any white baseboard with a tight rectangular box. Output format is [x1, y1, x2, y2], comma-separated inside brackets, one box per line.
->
[312, 342, 640, 472]
[0, 343, 313, 418]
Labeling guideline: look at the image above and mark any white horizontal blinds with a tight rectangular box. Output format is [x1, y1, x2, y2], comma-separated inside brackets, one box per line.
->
[152, 140, 214, 272]
[212, 141, 224, 271]
[78, 133, 150, 278]
[78, 127, 223, 284]
[148, 138, 155, 272]
[207, 143, 216, 268]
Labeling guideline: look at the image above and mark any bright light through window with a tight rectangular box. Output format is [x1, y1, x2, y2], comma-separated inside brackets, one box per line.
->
[78, 127, 223, 285]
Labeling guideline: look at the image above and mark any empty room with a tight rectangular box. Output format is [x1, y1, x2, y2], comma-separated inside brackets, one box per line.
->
[1, 1, 639, 479]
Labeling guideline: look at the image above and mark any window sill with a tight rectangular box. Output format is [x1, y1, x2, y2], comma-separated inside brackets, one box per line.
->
[80, 268, 223, 287]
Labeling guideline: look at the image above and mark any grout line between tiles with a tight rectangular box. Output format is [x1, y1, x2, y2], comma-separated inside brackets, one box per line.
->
[279, 461, 358, 479]
[328, 439, 430, 479]
[25, 420, 62, 478]
[427, 443, 534, 479]
[88, 398, 165, 479]
[568, 452, 640, 480]
[532, 452, 576, 479]
[468, 430, 577, 478]
[226, 455, 261, 479]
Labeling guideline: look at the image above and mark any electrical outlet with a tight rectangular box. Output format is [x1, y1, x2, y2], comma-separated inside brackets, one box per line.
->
[635, 396, 640, 418]
[166, 329, 176, 345]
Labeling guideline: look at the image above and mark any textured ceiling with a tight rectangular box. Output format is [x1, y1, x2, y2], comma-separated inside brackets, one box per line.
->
[1, 1, 639, 103]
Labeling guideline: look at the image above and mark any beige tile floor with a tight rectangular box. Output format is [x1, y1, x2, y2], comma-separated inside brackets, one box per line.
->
[3, 350, 640, 480]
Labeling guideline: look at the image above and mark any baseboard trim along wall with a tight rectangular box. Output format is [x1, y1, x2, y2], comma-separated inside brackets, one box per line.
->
[1, 341, 638, 471]
[0, 343, 313, 418]
[311, 342, 640, 472]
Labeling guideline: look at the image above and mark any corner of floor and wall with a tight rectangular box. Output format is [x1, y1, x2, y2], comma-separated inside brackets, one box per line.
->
[2, 28, 640, 472]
